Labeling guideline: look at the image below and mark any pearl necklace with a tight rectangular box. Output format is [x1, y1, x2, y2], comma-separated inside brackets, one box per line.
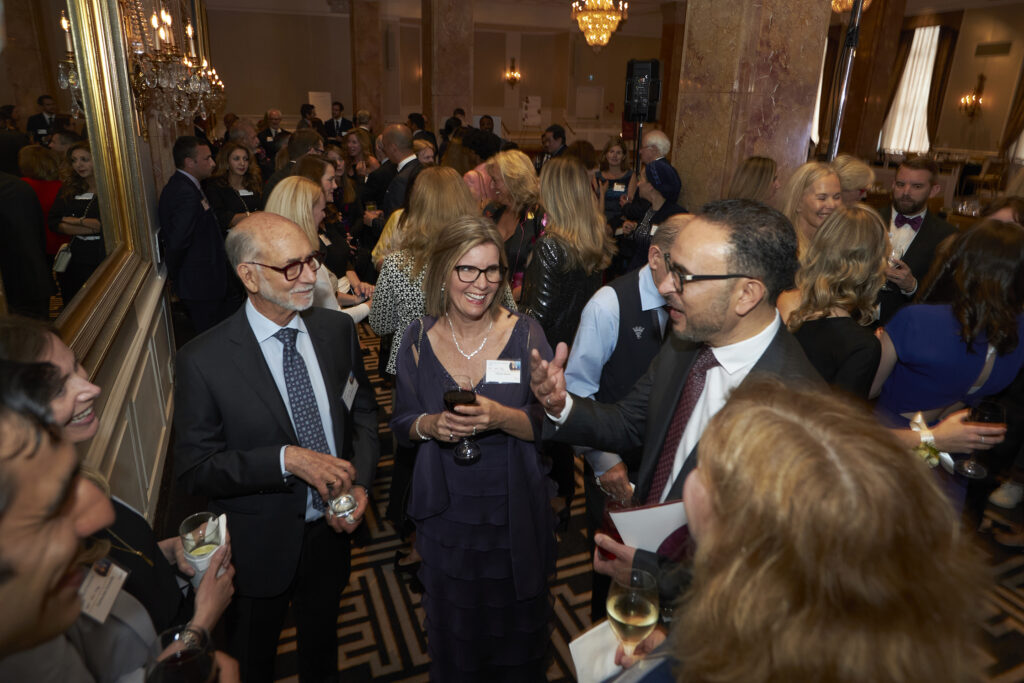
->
[446, 314, 493, 360]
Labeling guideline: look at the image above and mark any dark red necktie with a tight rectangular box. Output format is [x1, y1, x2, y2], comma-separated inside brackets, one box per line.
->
[894, 213, 923, 231]
[645, 346, 719, 504]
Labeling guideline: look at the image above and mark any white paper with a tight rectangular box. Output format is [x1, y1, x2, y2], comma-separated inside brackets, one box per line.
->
[79, 557, 129, 623]
[569, 619, 621, 683]
[609, 501, 687, 553]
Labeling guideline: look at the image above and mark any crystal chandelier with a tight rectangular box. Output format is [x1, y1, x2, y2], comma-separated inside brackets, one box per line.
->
[116, 1, 225, 137]
[831, 0, 872, 12]
[571, 0, 628, 50]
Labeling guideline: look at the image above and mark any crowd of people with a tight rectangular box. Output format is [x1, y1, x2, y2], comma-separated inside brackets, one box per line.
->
[2, 96, 1024, 683]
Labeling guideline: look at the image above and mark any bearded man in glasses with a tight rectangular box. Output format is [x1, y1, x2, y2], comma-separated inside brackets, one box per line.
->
[174, 212, 379, 683]
[530, 198, 822, 604]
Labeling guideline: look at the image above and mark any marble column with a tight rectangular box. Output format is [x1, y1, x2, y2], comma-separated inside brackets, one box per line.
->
[670, 0, 832, 209]
[422, 0, 473, 139]
[835, 0, 908, 159]
[658, 1, 687, 146]
[350, 0, 383, 129]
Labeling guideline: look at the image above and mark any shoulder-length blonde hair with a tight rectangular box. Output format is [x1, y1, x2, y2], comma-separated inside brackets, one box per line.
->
[674, 377, 985, 683]
[264, 175, 323, 251]
[726, 155, 776, 203]
[422, 215, 508, 318]
[399, 166, 478, 278]
[539, 156, 615, 274]
[781, 161, 839, 255]
[787, 204, 888, 330]
[831, 153, 875, 194]
[486, 149, 539, 212]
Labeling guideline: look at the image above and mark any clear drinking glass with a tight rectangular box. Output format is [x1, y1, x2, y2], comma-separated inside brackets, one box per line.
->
[444, 373, 480, 465]
[606, 569, 659, 657]
[178, 512, 223, 588]
[146, 624, 216, 683]
[955, 399, 1006, 480]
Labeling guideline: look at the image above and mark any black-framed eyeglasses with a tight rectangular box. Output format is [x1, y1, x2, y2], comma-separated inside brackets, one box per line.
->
[662, 252, 753, 293]
[246, 251, 324, 281]
[453, 264, 506, 284]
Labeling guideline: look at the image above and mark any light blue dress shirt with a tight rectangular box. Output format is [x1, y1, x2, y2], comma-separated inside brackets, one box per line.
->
[245, 300, 336, 521]
[564, 265, 667, 475]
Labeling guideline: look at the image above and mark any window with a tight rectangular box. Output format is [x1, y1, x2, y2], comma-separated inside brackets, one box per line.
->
[879, 25, 940, 154]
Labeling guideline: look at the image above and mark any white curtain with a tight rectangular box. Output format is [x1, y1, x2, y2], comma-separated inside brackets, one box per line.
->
[879, 26, 940, 154]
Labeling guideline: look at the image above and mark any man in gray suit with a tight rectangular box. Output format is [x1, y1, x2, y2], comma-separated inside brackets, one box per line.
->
[530, 199, 822, 599]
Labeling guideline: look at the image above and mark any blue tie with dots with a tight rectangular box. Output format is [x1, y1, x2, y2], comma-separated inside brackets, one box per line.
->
[274, 327, 329, 512]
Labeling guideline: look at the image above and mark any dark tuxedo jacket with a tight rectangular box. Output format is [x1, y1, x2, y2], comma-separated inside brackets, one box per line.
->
[174, 306, 379, 597]
[256, 127, 290, 162]
[382, 158, 422, 220]
[545, 324, 822, 595]
[878, 206, 956, 324]
[324, 117, 352, 141]
[26, 113, 56, 143]
[158, 171, 227, 301]
[363, 159, 396, 209]
[0, 172, 52, 318]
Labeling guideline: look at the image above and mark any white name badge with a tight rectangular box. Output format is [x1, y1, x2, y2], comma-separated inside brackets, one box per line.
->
[239, 189, 254, 196]
[486, 359, 521, 384]
[79, 557, 129, 624]
[265, 136, 274, 142]
[74, 192, 95, 200]
[613, 182, 626, 193]
[201, 198, 211, 211]
[37, 128, 47, 134]
[342, 371, 358, 410]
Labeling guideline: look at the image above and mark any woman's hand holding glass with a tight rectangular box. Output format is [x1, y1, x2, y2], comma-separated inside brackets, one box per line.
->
[932, 408, 1006, 454]
[445, 394, 512, 437]
[614, 627, 667, 669]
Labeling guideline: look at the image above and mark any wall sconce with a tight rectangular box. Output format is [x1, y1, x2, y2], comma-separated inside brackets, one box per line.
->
[960, 73, 985, 121]
[504, 58, 521, 87]
[57, 11, 84, 119]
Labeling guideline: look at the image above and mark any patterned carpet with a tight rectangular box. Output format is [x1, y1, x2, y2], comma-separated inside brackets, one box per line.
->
[263, 324, 1024, 682]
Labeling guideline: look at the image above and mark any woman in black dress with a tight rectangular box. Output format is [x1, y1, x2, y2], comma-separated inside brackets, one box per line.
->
[784, 204, 888, 398]
[484, 149, 542, 301]
[48, 141, 103, 304]
[204, 141, 262, 233]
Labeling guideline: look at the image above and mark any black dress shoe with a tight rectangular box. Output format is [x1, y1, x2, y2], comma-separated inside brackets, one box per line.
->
[394, 549, 421, 574]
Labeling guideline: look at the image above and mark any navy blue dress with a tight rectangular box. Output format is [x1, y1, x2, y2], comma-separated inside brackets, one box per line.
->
[391, 313, 556, 681]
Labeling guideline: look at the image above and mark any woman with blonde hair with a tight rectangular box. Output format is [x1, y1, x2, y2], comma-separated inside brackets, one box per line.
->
[522, 155, 615, 347]
[390, 215, 555, 681]
[484, 149, 542, 298]
[784, 204, 888, 397]
[613, 378, 985, 683]
[831, 153, 876, 205]
[265, 176, 370, 321]
[413, 138, 435, 166]
[780, 161, 841, 256]
[725, 155, 779, 203]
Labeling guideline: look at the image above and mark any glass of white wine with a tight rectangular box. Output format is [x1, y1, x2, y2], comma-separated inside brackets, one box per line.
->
[606, 569, 659, 657]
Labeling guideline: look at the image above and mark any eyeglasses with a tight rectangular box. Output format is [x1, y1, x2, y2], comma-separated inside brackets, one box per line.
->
[453, 264, 506, 284]
[662, 253, 753, 293]
[246, 251, 324, 281]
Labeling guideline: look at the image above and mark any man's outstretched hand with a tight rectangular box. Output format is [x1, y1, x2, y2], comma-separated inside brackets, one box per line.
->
[530, 342, 569, 418]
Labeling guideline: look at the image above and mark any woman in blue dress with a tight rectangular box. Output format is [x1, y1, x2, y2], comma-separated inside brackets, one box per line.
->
[391, 215, 555, 681]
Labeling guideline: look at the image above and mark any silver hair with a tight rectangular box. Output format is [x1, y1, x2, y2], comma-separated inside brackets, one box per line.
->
[644, 130, 671, 157]
[225, 226, 262, 270]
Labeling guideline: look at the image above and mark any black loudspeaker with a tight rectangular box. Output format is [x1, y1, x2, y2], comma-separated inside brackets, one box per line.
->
[624, 59, 661, 122]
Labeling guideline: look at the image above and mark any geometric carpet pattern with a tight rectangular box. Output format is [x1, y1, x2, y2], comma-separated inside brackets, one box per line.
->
[265, 323, 1024, 682]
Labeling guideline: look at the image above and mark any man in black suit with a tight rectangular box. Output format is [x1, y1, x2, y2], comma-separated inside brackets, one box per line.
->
[26, 95, 58, 145]
[878, 156, 957, 324]
[323, 101, 352, 143]
[407, 112, 437, 148]
[531, 199, 821, 599]
[0, 172, 52, 318]
[174, 212, 379, 683]
[158, 135, 235, 332]
[256, 109, 289, 163]
[360, 125, 420, 249]
[262, 129, 324, 205]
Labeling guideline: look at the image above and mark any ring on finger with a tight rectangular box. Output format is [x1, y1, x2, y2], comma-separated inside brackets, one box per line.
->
[981, 436, 985, 444]
[472, 425, 478, 436]
[449, 431, 454, 440]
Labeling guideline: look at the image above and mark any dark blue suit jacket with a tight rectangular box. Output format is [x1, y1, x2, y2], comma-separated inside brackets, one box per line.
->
[158, 170, 227, 301]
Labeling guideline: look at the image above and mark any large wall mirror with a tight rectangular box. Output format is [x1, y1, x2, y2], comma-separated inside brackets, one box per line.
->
[0, 0, 213, 367]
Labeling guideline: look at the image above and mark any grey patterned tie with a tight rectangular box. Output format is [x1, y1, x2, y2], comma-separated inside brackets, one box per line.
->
[274, 327, 329, 511]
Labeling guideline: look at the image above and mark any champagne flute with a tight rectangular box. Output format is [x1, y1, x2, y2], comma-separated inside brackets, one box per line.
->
[955, 399, 1006, 480]
[146, 624, 216, 683]
[444, 374, 480, 465]
[606, 569, 659, 657]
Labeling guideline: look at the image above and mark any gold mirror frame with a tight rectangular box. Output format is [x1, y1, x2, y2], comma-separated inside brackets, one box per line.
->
[59, 0, 155, 367]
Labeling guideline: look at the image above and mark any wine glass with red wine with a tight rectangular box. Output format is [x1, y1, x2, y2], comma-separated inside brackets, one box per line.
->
[445, 374, 480, 465]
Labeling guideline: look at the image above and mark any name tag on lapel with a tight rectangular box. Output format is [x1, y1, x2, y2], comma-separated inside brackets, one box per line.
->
[342, 371, 358, 410]
[201, 198, 211, 211]
[239, 189, 254, 196]
[75, 192, 95, 200]
[79, 557, 129, 624]
[486, 359, 521, 384]
[613, 182, 626, 193]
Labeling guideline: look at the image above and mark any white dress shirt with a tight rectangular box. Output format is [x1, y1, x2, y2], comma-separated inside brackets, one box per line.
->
[888, 208, 926, 259]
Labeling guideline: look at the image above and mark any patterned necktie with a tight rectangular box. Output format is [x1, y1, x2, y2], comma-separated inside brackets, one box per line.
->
[645, 346, 719, 504]
[275, 327, 329, 511]
[894, 213, 924, 231]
